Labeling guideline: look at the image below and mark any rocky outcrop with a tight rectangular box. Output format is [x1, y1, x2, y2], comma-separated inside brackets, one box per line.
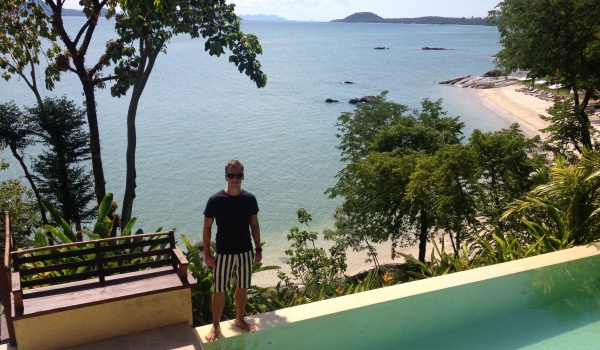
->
[325, 98, 339, 103]
[439, 75, 520, 89]
[349, 95, 379, 104]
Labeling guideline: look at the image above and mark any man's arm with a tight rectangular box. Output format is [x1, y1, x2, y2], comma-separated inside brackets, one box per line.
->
[203, 216, 216, 268]
[250, 214, 261, 264]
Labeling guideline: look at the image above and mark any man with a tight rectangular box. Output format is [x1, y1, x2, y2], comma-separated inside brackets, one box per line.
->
[203, 160, 262, 342]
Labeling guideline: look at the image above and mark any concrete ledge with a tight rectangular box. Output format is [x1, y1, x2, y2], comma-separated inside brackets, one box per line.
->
[197, 243, 600, 344]
[13, 289, 193, 350]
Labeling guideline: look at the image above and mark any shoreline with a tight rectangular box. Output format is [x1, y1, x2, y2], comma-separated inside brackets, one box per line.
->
[470, 85, 554, 139]
[254, 84, 557, 287]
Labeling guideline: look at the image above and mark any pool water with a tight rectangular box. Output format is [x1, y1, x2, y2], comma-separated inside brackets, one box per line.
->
[204, 253, 600, 349]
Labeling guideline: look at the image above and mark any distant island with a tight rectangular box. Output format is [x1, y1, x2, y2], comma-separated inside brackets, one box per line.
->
[332, 12, 491, 26]
[239, 14, 288, 21]
[57, 8, 110, 16]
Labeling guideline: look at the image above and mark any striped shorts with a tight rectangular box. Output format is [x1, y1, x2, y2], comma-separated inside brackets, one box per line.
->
[212, 250, 254, 293]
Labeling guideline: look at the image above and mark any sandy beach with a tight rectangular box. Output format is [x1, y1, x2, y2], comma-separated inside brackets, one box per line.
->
[472, 85, 555, 139]
[254, 84, 557, 287]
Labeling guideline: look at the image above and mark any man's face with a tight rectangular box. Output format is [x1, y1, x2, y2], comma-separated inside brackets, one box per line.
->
[225, 166, 244, 187]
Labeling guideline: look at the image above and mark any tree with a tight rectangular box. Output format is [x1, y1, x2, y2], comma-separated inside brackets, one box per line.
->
[28, 97, 95, 233]
[408, 143, 479, 255]
[110, 0, 267, 228]
[503, 150, 600, 245]
[488, 0, 600, 153]
[283, 209, 347, 285]
[0, 180, 41, 251]
[540, 99, 599, 162]
[0, 102, 47, 223]
[0, 1, 55, 106]
[327, 93, 466, 262]
[1, 1, 267, 228]
[1, 0, 120, 204]
[468, 124, 547, 230]
[0, 153, 7, 171]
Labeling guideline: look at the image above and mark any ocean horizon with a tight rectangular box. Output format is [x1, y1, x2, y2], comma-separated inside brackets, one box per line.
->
[0, 19, 510, 267]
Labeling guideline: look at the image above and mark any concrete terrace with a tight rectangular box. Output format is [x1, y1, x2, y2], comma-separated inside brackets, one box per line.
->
[0, 314, 262, 349]
[2, 244, 599, 349]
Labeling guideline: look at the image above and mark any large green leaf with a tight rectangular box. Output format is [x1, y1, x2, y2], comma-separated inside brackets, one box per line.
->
[43, 224, 73, 245]
[93, 193, 113, 238]
[41, 199, 77, 242]
[33, 230, 48, 248]
[96, 192, 113, 222]
[120, 216, 137, 236]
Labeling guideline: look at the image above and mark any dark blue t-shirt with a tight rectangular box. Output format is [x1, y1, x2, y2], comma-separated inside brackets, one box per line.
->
[203, 189, 259, 254]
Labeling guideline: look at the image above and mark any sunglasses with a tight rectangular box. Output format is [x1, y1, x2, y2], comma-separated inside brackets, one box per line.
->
[226, 173, 244, 179]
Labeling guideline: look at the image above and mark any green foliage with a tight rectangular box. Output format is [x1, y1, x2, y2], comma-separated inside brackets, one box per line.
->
[111, 0, 267, 97]
[38, 193, 137, 245]
[327, 92, 474, 262]
[0, 102, 47, 222]
[468, 124, 547, 229]
[16, 193, 177, 289]
[399, 238, 474, 280]
[0, 0, 58, 92]
[541, 99, 600, 161]
[181, 235, 279, 325]
[503, 150, 600, 244]
[408, 143, 479, 253]
[248, 268, 398, 315]
[473, 229, 541, 266]
[401, 220, 573, 283]
[283, 208, 347, 285]
[28, 97, 95, 228]
[0, 180, 41, 251]
[181, 234, 214, 326]
[0, 102, 32, 151]
[328, 94, 546, 265]
[488, 0, 600, 152]
[105, 0, 268, 227]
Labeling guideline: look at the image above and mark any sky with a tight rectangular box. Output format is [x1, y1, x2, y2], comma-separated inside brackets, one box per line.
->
[62, 0, 502, 22]
[229, 0, 502, 21]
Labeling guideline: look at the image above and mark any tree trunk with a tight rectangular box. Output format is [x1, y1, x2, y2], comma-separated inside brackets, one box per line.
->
[418, 208, 428, 262]
[121, 92, 141, 229]
[82, 82, 107, 204]
[8, 144, 47, 224]
[52, 5, 107, 205]
[121, 37, 164, 229]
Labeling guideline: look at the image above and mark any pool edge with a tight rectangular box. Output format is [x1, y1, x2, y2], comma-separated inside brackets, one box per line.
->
[196, 243, 600, 343]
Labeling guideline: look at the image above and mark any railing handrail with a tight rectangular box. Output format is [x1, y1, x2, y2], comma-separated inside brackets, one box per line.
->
[10, 230, 173, 256]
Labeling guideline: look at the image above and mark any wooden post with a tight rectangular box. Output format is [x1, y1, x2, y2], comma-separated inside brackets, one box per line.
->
[1, 211, 16, 345]
[95, 240, 105, 283]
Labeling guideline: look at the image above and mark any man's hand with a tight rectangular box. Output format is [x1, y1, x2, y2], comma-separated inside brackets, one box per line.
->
[204, 253, 216, 268]
[253, 251, 262, 265]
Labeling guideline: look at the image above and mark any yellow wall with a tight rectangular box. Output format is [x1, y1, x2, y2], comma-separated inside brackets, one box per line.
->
[13, 289, 193, 350]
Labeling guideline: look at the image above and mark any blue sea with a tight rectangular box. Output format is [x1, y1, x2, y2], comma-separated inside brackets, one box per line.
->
[0, 18, 508, 266]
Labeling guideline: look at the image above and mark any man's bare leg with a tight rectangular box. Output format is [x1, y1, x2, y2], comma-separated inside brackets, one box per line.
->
[206, 292, 226, 342]
[234, 287, 256, 332]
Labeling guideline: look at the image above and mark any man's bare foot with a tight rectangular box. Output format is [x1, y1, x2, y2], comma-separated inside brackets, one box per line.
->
[205, 326, 221, 342]
[235, 319, 257, 332]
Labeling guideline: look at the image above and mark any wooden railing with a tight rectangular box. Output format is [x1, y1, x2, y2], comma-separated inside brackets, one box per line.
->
[10, 230, 190, 312]
[0, 211, 16, 345]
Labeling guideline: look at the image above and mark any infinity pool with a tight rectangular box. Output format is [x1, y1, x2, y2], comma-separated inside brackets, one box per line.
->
[200, 245, 600, 349]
